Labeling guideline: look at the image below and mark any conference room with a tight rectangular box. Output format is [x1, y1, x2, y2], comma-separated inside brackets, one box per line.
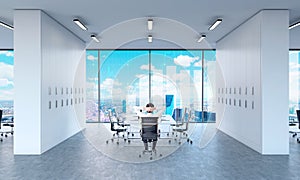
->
[1, 0, 300, 179]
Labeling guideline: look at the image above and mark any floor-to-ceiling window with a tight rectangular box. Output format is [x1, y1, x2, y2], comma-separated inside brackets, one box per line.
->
[289, 50, 300, 115]
[0, 50, 14, 116]
[86, 49, 216, 123]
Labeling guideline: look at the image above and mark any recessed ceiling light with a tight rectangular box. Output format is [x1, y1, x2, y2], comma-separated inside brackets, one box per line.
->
[91, 34, 100, 43]
[209, 19, 222, 31]
[0, 21, 13, 30]
[289, 21, 300, 30]
[148, 35, 153, 43]
[197, 34, 206, 43]
[73, 18, 88, 31]
[148, 19, 153, 30]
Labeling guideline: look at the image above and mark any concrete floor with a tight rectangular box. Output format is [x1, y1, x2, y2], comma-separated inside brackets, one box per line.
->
[0, 126, 300, 180]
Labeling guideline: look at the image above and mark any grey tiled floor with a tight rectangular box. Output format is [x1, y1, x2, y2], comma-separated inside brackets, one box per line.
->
[1, 128, 300, 180]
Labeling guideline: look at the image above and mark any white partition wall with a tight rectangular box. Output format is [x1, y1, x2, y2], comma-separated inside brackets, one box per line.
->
[14, 10, 85, 155]
[216, 10, 289, 154]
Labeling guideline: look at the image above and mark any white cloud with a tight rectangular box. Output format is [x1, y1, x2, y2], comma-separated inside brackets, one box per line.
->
[87, 55, 97, 61]
[0, 62, 13, 80]
[88, 77, 98, 81]
[0, 51, 13, 57]
[174, 55, 199, 67]
[0, 89, 14, 100]
[289, 62, 300, 71]
[0, 78, 14, 87]
[194, 61, 202, 67]
[101, 78, 122, 90]
[140, 64, 159, 72]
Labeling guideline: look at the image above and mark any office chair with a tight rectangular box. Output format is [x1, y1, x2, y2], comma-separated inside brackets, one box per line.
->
[294, 110, 300, 143]
[171, 108, 193, 145]
[0, 110, 2, 142]
[172, 108, 183, 122]
[139, 116, 162, 160]
[106, 111, 128, 145]
[0, 115, 14, 138]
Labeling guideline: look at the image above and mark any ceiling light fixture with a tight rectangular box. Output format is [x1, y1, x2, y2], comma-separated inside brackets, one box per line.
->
[0, 21, 13, 30]
[197, 34, 206, 43]
[73, 18, 88, 31]
[289, 21, 300, 30]
[91, 34, 100, 43]
[209, 19, 222, 31]
[148, 19, 153, 30]
[148, 35, 153, 43]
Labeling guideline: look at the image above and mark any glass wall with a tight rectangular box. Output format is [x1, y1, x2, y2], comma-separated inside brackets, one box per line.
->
[86, 49, 216, 122]
[289, 50, 300, 115]
[86, 50, 99, 122]
[0, 50, 14, 116]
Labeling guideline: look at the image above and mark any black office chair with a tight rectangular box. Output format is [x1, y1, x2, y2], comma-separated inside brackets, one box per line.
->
[172, 108, 183, 122]
[139, 116, 162, 160]
[106, 111, 128, 145]
[295, 110, 300, 143]
[1, 115, 14, 138]
[171, 108, 193, 145]
[0, 110, 2, 142]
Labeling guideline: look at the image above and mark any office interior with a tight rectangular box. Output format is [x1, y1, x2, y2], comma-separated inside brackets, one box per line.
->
[0, 1, 300, 179]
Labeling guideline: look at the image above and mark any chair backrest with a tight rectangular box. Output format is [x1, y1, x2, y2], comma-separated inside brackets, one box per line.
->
[108, 111, 115, 131]
[0, 109, 2, 129]
[172, 108, 182, 122]
[296, 110, 300, 129]
[141, 116, 159, 140]
[141, 116, 159, 125]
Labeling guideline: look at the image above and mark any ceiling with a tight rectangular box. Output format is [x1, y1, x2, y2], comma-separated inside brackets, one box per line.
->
[1, 0, 300, 48]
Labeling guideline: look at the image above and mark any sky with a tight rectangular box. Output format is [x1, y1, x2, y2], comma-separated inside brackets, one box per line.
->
[0, 50, 14, 101]
[86, 50, 217, 109]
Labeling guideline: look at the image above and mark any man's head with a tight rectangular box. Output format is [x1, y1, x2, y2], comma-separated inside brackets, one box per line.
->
[145, 103, 156, 113]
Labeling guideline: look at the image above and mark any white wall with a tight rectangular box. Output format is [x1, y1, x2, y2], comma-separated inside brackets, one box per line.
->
[14, 10, 85, 155]
[14, 10, 42, 154]
[40, 12, 86, 153]
[216, 10, 289, 154]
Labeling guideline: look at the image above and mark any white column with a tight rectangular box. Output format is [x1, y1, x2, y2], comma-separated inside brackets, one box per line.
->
[261, 10, 289, 154]
[14, 10, 42, 154]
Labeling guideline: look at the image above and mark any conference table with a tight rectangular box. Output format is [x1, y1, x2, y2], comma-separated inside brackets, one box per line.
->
[121, 114, 176, 140]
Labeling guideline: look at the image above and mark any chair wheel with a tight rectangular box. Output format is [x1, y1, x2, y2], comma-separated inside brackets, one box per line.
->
[167, 133, 169, 136]
[106, 140, 108, 144]
[0, 139, 2, 142]
[150, 157, 153, 160]
[128, 140, 131, 144]
[124, 139, 126, 142]
[117, 142, 119, 145]
[178, 142, 181, 145]
[190, 141, 193, 144]
[169, 140, 171, 144]
[187, 138, 190, 142]
[297, 138, 300, 143]
[5, 135, 7, 138]
[160, 154, 163, 157]
[139, 155, 141, 158]
[132, 133, 134, 136]
[293, 134, 297, 137]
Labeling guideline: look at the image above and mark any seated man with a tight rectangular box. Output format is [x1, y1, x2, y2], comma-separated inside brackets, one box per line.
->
[138, 103, 164, 152]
